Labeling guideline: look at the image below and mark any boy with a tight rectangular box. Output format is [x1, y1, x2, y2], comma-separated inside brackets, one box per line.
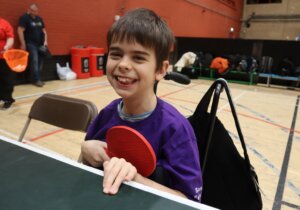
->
[81, 8, 202, 202]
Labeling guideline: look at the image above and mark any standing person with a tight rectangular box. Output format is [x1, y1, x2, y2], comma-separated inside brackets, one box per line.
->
[0, 17, 15, 109]
[17, 3, 48, 87]
[81, 8, 203, 202]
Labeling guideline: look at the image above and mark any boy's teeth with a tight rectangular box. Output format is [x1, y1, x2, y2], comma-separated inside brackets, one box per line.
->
[117, 76, 134, 84]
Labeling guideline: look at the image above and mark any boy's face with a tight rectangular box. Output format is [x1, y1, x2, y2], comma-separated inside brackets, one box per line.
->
[106, 40, 167, 100]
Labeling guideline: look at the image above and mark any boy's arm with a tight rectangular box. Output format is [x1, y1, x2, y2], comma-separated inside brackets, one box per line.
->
[134, 174, 187, 198]
[103, 157, 187, 199]
[81, 141, 187, 199]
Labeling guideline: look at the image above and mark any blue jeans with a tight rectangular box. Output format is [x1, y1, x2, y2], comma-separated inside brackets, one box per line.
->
[27, 43, 44, 82]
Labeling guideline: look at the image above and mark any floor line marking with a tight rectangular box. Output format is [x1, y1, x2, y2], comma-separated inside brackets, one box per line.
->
[228, 131, 300, 198]
[273, 95, 300, 210]
[8, 85, 112, 110]
[29, 129, 65, 142]
[158, 83, 201, 98]
[217, 90, 247, 114]
[15, 81, 109, 100]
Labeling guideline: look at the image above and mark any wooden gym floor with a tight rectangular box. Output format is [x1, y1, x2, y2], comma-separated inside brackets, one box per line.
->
[0, 76, 299, 210]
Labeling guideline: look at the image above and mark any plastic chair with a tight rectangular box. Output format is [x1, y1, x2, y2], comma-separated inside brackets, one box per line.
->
[18, 93, 98, 142]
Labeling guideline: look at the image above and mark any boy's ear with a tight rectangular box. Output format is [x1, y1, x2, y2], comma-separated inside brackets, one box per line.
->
[155, 60, 169, 81]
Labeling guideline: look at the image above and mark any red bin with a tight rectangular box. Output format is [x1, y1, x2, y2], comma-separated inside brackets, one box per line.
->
[71, 46, 90, 79]
[89, 47, 104, 77]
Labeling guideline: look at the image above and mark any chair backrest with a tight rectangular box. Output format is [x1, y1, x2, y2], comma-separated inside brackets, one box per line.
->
[18, 93, 98, 142]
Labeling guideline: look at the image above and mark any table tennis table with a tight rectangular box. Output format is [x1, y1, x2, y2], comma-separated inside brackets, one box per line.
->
[0, 136, 216, 210]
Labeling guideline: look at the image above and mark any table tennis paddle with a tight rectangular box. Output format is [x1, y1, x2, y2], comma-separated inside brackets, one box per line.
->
[105, 126, 156, 177]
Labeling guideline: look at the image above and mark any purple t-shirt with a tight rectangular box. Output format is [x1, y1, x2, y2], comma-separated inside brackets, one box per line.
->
[85, 98, 203, 201]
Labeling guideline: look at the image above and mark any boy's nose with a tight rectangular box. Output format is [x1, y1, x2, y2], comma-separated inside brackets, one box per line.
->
[118, 56, 131, 71]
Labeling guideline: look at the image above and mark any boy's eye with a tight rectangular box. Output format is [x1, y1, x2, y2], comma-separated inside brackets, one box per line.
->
[109, 51, 122, 59]
[133, 55, 146, 62]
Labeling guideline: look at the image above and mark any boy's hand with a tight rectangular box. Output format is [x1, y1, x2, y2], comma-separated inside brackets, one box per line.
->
[81, 140, 110, 167]
[103, 157, 138, 194]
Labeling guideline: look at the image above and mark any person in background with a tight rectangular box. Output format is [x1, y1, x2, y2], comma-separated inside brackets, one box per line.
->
[18, 3, 48, 87]
[81, 8, 203, 202]
[0, 17, 15, 109]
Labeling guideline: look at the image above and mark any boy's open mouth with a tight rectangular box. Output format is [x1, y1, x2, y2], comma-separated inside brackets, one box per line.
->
[115, 76, 137, 85]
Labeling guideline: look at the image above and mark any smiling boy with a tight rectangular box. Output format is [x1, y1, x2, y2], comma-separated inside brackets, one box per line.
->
[81, 8, 202, 202]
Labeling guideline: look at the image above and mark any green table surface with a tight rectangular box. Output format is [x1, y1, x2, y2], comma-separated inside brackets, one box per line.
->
[0, 138, 215, 210]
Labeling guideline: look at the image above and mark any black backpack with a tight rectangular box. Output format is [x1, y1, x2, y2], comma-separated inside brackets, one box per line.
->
[188, 78, 263, 210]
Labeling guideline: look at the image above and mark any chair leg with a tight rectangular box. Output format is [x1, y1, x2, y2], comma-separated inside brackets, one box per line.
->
[18, 118, 31, 142]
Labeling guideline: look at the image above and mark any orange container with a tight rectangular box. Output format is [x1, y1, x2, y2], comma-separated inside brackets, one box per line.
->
[3, 49, 29, 72]
[71, 46, 90, 79]
[89, 47, 104, 77]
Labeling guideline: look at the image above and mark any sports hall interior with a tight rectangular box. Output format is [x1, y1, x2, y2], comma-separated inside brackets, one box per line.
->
[0, 1, 299, 210]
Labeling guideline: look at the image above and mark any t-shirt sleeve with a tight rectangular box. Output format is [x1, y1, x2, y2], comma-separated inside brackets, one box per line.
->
[18, 15, 27, 28]
[85, 99, 120, 141]
[3, 20, 14, 38]
[85, 109, 105, 140]
[161, 125, 203, 201]
[41, 18, 45, 28]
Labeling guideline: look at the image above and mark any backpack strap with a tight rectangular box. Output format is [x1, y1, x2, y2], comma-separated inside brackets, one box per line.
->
[194, 78, 252, 175]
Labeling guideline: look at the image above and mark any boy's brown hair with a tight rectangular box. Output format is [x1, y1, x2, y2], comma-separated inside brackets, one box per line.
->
[107, 8, 175, 70]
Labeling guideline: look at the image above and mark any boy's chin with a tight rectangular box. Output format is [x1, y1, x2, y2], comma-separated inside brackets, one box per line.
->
[114, 88, 135, 99]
